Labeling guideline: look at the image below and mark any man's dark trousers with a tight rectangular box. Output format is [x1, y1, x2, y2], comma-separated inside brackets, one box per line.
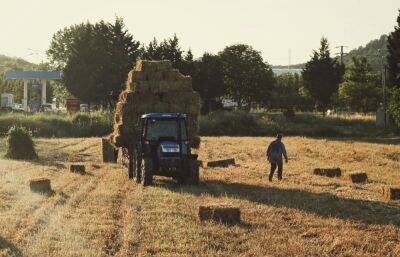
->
[269, 159, 283, 181]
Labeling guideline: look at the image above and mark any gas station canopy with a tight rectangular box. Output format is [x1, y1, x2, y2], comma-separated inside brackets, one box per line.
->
[5, 71, 61, 80]
[4, 70, 61, 111]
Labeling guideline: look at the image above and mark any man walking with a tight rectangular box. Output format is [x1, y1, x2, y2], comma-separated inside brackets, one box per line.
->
[267, 134, 288, 181]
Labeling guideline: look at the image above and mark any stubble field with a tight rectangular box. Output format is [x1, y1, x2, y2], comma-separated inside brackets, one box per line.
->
[0, 136, 400, 257]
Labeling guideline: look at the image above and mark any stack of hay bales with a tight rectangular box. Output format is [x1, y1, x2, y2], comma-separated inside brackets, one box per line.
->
[111, 60, 201, 149]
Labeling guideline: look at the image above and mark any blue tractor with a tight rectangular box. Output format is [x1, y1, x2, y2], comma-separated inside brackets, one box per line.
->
[128, 113, 199, 186]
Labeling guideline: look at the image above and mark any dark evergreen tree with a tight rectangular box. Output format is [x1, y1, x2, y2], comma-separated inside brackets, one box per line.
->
[387, 9, 400, 88]
[180, 49, 195, 76]
[302, 38, 345, 113]
[339, 57, 381, 113]
[141, 34, 185, 70]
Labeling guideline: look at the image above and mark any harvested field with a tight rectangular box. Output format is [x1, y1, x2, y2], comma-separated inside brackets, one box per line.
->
[0, 136, 400, 257]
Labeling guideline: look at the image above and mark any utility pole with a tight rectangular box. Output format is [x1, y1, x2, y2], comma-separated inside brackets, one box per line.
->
[336, 46, 347, 65]
[381, 54, 387, 128]
[288, 49, 291, 71]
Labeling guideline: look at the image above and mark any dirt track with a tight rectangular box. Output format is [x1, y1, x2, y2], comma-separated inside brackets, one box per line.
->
[1, 137, 400, 257]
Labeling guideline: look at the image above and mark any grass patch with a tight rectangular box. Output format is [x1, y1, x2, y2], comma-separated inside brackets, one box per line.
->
[0, 111, 113, 137]
[0, 110, 390, 138]
[199, 111, 388, 138]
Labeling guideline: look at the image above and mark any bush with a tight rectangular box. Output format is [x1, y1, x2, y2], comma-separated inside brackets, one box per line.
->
[199, 111, 262, 136]
[71, 111, 114, 137]
[388, 87, 400, 128]
[5, 126, 38, 160]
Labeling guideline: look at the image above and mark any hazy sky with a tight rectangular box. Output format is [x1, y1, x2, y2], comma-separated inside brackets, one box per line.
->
[0, 0, 399, 65]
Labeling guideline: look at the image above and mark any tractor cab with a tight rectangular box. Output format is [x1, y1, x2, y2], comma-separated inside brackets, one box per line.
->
[128, 113, 199, 186]
[141, 113, 189, 164]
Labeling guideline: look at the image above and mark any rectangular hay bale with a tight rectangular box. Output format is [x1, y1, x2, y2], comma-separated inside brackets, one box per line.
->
[207, 158, 235, 168]
[102, 138, 118, 163]
[30, 178, 52, 194]
[348, 172, 368, 183]
[383, 187, 400, 200]
[198, 205, 240, 224]
[69, 164, 86, 174]
[313, 168, 341, 177]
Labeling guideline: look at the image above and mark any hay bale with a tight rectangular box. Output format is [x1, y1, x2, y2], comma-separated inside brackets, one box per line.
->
[112, 60, 201, 150]
[30, 178, 52, 194]
[102, 138, 118, 163]
[383, 187, 400, 200]
[207, 158, 235, 168]
[348, 172, 368, 183]
[313, 168, 341, 177]
[69, 164, 85, 174]
[5, 126, 37, 160]
[198, 205, 241, 224]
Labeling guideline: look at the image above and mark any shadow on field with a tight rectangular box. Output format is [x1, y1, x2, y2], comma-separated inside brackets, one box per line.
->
[0, 236, 22, 257]
[161, 180, 400, 227]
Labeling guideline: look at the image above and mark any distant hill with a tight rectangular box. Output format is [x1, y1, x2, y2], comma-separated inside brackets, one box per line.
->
[272, 63, 305, 69]
[273, 35, 388, 73]
[343, 34, 388, 71]
[0, 54, 37, 74]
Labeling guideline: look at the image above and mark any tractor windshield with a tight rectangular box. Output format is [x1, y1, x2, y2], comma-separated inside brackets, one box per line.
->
[145, 119, 187, 141]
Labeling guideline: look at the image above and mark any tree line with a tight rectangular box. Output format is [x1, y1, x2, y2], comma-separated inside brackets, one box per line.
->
[29, 10, 400, 123]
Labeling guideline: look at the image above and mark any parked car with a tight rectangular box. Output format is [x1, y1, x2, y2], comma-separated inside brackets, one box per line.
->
[39, 104, 55, 113]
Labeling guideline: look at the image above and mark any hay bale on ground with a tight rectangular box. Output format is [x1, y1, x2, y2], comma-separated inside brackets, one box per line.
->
[348, 172, 368, 183]
[69, 164, 85, 174]
[383, 187, 400, 200]
[207, 158, 236, 168]
[198, 205, 241, 224]
[30, 178, 52, 194]
[313, 168, 341, 177]
[102, 138, 118, 163]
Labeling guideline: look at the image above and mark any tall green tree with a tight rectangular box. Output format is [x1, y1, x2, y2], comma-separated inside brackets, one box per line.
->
[302, 38, 345, 113]
[219, 44, 274, 110]
[47, 18, 140, 105]
[339, 57, 381, 113]
[192, 53, 225, 114]
[387, 9, 400, 88]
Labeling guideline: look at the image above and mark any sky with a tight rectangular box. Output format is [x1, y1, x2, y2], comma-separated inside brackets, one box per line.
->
[0, 0, 399, 65]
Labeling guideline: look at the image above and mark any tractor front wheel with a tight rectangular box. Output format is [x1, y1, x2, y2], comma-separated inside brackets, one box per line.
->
[141, 158, 153, 186]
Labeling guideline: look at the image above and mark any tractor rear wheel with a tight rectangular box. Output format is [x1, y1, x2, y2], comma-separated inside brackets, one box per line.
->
[141, 158, 153, 186]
